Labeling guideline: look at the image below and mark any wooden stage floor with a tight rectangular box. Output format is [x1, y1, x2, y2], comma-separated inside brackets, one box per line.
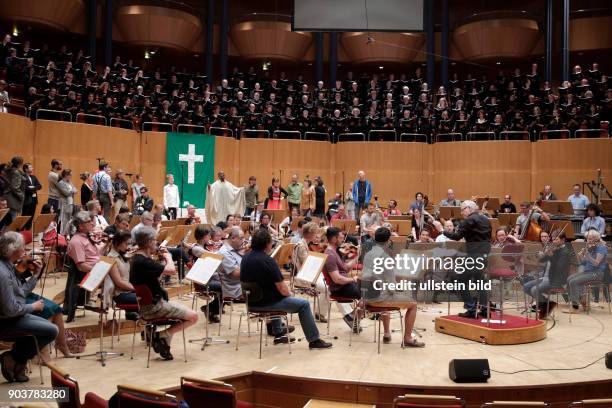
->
[2, 276, 612, 405]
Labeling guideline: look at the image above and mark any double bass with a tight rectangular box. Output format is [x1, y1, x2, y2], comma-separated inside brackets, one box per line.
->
[519, 203, 542, 242]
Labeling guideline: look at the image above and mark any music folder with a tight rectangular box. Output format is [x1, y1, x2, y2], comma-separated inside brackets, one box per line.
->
[79, 256, 116, 292]
[185, 252, 224, 286]
[295, 252, 328, 287]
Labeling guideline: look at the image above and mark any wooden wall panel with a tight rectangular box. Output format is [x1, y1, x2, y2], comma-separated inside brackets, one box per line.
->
[139, 131, 167, 206]
[532, 139, 612, 200]
[432, 141, 533, 204]
[334, 142, 431, 210]
[33, 121, 140, 207]
[0, 113, 35, 163]
[1, 115, 610, 214]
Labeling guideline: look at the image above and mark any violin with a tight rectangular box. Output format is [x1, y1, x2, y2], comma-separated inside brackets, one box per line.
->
[15, 255, 36, 274]
[205, 240, 223, 252]
[338, 243, 359, 259]
[308, 240, 328, 253]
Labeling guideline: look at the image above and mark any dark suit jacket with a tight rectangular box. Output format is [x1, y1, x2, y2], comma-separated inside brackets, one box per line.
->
[23, 174, 42, 207]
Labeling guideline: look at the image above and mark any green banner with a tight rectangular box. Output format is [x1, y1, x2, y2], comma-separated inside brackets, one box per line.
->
[165, 132, 215, 208]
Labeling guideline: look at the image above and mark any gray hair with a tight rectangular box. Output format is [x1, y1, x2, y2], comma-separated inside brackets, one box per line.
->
[73, 210, 92, 227]
[133, 226, 157, 248]
[141, 211, 154, 222]
[227, 226, 242, 239]
[86, 200, 100, 211]
[0, 231, 25, 258]
[461, 200, 478, 213]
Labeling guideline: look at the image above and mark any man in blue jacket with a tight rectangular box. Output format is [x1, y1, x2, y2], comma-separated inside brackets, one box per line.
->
[352, 170, 372, 221]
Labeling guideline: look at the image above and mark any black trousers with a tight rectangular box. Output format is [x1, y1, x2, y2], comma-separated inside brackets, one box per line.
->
[22, 202, 37, 230]
[64, 266, 86, 322]
[167, 207, 177, 220]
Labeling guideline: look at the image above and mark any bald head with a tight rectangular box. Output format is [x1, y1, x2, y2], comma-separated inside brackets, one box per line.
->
[447, 189, 455, 200]
[358, 171, 365, 180]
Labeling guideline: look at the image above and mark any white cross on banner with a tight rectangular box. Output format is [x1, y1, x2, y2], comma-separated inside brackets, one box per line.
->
[178, 144, 204, 184]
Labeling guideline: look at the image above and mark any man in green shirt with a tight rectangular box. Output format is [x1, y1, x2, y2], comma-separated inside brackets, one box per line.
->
[244, 176, 259, 216]
[286, 174, 303, 212]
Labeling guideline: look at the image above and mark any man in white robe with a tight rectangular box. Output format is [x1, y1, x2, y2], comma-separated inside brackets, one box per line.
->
[205, 171, 246, 225]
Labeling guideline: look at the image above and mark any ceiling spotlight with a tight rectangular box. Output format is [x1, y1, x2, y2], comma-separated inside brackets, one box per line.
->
[262, 61, 271, 71]
[150, 50, 157, 55]
[144, 51, 150, 59]
[379, 66, 384, 70]
[496, 61, 501, 65]
[12, 25, 19, 37]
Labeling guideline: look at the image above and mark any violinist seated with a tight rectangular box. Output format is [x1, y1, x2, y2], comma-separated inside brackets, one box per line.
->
[383, 200, 401, 218]
[360, 203, 383, 240]
[579, 204, 606, 238]
[184, 204, 201, 225]
[330, 204, 350, 223]
[435, 220, 456, 243]
[103, 230, 138, 320]
[516, 201, 550, 237]
[294, 223, 351, 325]
[0, 232, 60, 383]
[322, 227, 363, 333]
[290, 217, 311, 244]
[411, 208, 442, 242]
[415, 230, 434, 243]
[523, 231, 571, 318]
[87, 199, 109, 234]
[211, 227, 246, 323]
[185, 226, 222, 320]
[493, 226, 525, 277]
[567, 229, 608, 311]
[361, 227, 425, 347]
[258, 213, 280, 241]
[104, 213, 130, 238]
[279, 207, 301, 238]
[129, 226, 198, 361]
[131, 211, 154, 242]
[65, 211, 101, 322]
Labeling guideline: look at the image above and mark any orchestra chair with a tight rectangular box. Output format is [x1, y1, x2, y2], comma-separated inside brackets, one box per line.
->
[347, 297, 404, 354]
[220, 294, 245, 332]
[0, 333, 44, 384]
[115, 384, 178, 408]
[48, 363, 108, 408]
[569, 398, 612, 407]
[481, 402, 549, 407]
[180, 376, 253, 408]
[487, 249, 521, 323]
[130, 284, 187, 367]
[393, 393, 465, 407]
[320, 269, 358, 337]
[235, 282, 291, 359]
[583, 278, 612, 315]
[542, 286, 568, 321]
[110, 300, 139, 349]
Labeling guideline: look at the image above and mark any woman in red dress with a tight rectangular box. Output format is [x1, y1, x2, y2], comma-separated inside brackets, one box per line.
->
[265, 177, 288, 210]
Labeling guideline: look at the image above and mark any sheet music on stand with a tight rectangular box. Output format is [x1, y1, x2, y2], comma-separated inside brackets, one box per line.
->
[541, 200, 574, 216]
[295, 252, 328, 286]
[185, 253, 224, 286]
[79, 256, 116, 292]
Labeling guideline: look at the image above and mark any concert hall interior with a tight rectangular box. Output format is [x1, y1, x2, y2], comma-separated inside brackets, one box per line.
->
[1, 0, 612, 407]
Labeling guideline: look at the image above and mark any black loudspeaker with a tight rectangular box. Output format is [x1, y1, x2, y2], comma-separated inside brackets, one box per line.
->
[449, 359, 491, 383]
[606, 352, 612, 369]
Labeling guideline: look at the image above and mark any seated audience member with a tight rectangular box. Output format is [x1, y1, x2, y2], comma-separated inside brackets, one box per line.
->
[104, 231, 137, 319]
[361, 227, 425, 347]
[567, 183, 590, 216]
[129, 226, 198, 360]
[104, 213, 130, 237]
[65, 211, 100, 322]
[240, 228, 332, 349]
[0, 232, 59, 382]
[322, 227, 363, 330]
[581, 203, 606, 237]
[568, 229, 608, 310]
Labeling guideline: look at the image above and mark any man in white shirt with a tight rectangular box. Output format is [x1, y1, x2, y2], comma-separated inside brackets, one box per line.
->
[567, 184, 590, 216]
[92, 162, 114, 223]
[163, 174, 180, 220]
[435, 220, 456, 242]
